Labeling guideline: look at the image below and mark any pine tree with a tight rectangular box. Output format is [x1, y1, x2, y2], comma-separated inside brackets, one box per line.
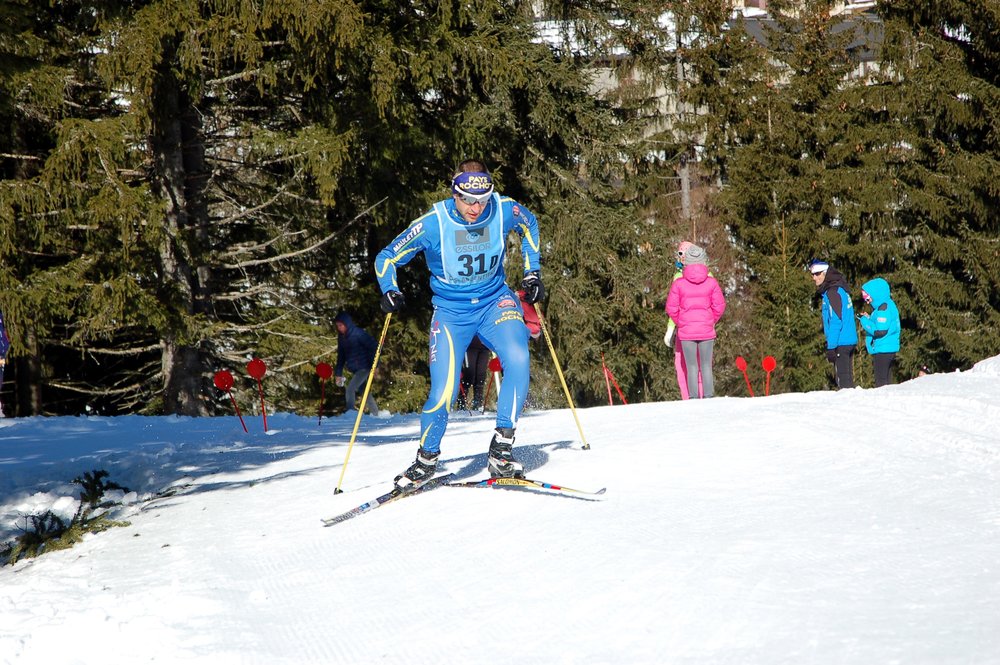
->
[1, 0, 134, 414]
[3, 1, 680, 414]
[691, 0, 999, 388]
[686, 3, 893, 391]
[1, 1, 395, 414]
[527, 1, 738, 402]
[866, 0, 1000, 373]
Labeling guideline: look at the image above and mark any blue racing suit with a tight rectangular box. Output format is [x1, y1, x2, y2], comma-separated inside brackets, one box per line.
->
[374, 194, 541, 453]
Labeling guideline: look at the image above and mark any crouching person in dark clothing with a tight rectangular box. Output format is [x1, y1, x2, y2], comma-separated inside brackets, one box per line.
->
[334, 312, 380, 415]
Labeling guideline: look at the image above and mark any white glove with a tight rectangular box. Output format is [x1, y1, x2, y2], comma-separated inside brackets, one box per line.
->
[335, 376, 345, 387]
[663, 328, 674, 348]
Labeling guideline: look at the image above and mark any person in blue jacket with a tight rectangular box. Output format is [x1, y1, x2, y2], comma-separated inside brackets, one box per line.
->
[809, 259, 858, 389]
[859, 277, 901, 387]
[0, 308, 9, 417]
[375, 159, 544, 490]
[334, 312, 380, 416]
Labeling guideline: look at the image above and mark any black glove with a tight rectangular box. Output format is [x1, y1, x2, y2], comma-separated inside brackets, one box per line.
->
[520, 271, 545, 304]
[380, 290, 405, 313]
[826, 348, 838, 363]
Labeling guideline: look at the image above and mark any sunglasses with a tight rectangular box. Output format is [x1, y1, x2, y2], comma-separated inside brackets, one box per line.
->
[810, 269, 826, 276]
[455, 192, 491, 206]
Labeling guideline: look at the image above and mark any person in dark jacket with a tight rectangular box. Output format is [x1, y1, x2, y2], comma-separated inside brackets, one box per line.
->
[334, 312, 380, 415]
[809, 260, 858, 389]
[0, 308, 9, 417]
[859, 277, 901, 387]
[457, 335, 491, 411]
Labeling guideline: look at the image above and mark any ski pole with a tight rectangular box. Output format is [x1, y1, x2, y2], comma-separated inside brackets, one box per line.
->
[602, 362, 613, 406]
[455, 381, 472, 414]
[533, 303, 591, 450]
[335, 312, 392, 494]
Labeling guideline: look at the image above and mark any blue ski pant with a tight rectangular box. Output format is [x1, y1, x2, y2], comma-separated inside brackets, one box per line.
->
[419, 288, 530, 453]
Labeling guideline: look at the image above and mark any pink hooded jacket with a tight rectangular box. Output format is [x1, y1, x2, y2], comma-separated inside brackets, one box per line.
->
[665, 264, 726, 341]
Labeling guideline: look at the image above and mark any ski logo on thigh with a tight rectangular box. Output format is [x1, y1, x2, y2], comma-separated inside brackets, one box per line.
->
[429, 319, 443, 363]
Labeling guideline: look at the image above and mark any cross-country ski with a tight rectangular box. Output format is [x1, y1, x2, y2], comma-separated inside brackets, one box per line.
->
[321, 474, 454, 526]
[447, 476, 606, 497]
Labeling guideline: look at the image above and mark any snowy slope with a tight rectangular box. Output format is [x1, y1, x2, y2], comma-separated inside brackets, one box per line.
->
[2, 358, 1000, 665]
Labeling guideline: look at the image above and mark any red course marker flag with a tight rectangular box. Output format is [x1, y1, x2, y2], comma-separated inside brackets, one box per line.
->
[762, 355, 777, 396]
[213, 370, 248, 433]
[601, 352, 628, 405]
[213, 370, 233, 392]
[246, 358, 269, 432]
[735, 356, 755, 397]
[316, 362, 333, 425]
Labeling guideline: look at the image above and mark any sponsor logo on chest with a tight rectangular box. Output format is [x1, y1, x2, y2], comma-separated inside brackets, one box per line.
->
[454, 226, 492, 252]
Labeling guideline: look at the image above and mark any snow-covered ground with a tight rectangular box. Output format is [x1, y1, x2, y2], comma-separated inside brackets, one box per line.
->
[2, 358, 1000, 665]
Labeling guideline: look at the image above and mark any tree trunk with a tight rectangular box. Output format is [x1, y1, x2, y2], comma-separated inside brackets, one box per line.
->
[675, 21, 692, 235]
[150, 50, 211, 416]
[13, 328, 44, 416]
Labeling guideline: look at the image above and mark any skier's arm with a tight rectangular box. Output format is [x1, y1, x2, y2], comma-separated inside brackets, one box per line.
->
[374, 214, 432, 294]
[508, 200, 541, 274]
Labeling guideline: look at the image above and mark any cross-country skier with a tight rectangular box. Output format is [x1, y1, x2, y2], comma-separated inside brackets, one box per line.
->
[374, 159, 544, 490]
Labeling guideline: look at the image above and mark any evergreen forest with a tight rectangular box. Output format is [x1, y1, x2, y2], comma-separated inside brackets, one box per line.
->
[1, 0, 997, 417]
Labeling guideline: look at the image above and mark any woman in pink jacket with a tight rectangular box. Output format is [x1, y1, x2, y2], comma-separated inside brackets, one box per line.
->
[665, 245, 726, 398]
